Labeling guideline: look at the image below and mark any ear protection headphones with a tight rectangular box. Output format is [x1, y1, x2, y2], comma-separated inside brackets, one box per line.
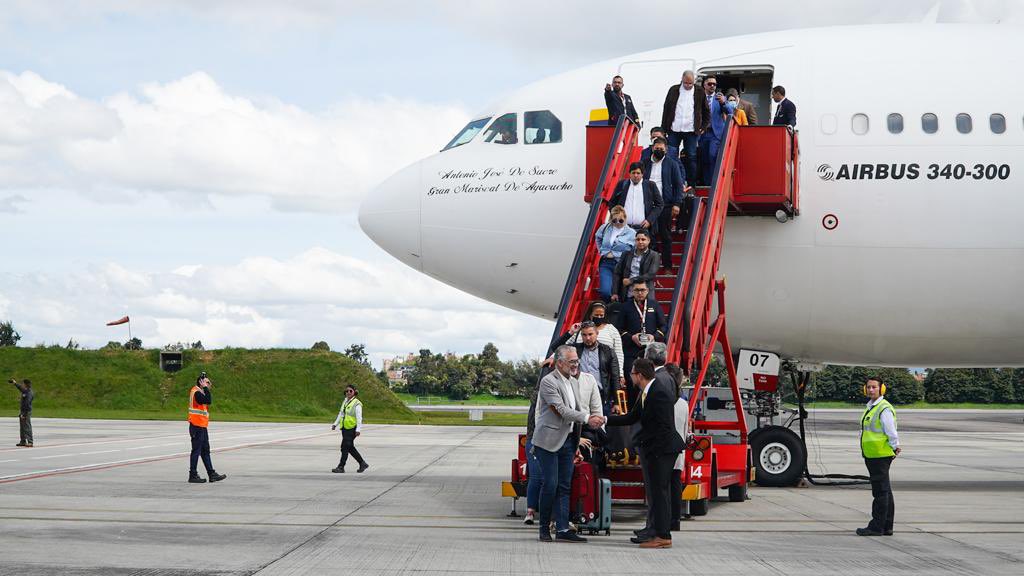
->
[863, 379, 887, 396]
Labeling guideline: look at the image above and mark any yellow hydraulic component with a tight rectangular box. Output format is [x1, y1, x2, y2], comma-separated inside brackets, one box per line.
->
[589, 108, 610, 123]
[682, 483, 705, 501]
[501, 481, 518, 498]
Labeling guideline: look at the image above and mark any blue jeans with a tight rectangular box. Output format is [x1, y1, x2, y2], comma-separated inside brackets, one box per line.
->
[525, 438, 542, 511]
[668, 131, 698, 186]
[536, 437, 576, 533]
[598, 257, 618, 302]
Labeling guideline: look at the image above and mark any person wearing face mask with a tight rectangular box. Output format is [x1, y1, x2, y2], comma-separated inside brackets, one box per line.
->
[725, 89, 748, 126]
[603, 75, 639, 126]
[594, 205, 636, 302]
[610, 163, 663, 235]
[564, 301, 626, 394]
[642, 137, 686, 274]
[640, 127, 679, 165]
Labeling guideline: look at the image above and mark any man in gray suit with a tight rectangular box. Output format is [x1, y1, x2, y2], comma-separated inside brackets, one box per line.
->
[533, 345, 606, 543]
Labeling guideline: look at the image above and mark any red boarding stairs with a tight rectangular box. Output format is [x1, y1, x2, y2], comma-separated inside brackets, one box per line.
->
[503, 116, 799, 519]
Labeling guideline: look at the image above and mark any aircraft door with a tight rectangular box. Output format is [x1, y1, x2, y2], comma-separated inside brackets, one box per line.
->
[618, 59, 697, 130]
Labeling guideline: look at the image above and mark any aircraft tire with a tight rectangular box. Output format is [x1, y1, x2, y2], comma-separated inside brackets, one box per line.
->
[750, 425, 805, 487]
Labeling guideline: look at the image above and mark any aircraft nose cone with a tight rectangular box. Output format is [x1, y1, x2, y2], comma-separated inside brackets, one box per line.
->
[359, 162, 422, 271]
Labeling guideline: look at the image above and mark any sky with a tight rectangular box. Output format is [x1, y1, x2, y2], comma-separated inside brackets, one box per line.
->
[0, 0, 1019, 368]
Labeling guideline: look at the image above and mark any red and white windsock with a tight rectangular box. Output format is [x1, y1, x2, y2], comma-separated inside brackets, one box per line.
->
[106, 316, 130, 326]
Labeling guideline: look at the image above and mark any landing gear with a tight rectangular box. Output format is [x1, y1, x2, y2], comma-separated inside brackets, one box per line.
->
[749, 425, 806, 487]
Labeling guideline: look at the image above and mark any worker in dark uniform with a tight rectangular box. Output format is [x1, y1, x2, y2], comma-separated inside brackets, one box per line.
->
[187, 372, 227, 484]
[857, 376, 900, 536]
[331, 384, 369, 473]
[10, 378, 34, 447]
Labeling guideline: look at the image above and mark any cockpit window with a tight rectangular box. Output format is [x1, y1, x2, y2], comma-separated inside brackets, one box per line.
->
[525, 110, 563, 144]
[482, 113, 518, 144]
[442, 117, 491, 151]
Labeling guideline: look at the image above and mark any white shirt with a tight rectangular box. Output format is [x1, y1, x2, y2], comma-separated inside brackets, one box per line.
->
[556, 370, 577, 410]
[671, 85, 695, 132]
[866, 396, 899, 449]
[576, 372, 604, 419]
[649, 157, 664, 195]
[625, 180, 646, 226]
[332, 397, 363, 432]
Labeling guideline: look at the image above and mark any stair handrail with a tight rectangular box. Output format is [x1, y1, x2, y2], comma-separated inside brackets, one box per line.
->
[547, 116, 639, 349]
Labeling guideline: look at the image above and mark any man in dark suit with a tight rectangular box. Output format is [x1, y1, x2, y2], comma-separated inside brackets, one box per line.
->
[549, 322, 620, 414]
[614, 278, 665, 380]
[604, 75, 638, 125]
[607, 358, 683, 548]
[610, 163, 663, 237]
[611, 229, 660, 304]
[661, 70, 708, 188]
[642, 137, 686, 273]
[771, 85, 796, 127]
[640, 126, 678, 165]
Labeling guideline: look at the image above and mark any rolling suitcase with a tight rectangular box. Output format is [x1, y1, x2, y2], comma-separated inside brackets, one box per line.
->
[570, 461, 612, 535]
[579, 478, 612, 535]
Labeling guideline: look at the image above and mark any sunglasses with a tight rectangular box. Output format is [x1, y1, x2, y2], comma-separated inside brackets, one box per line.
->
[707, 82, 717, 87]
[612, 218, 624, 224]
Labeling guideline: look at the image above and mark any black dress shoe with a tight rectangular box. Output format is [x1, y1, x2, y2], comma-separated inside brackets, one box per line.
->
[208, 472, 227, 482]
[883, 529, 894, 536]
[856, 527, 883, 536]
[357, 463, 369, 473]
[332, 466, 345, 473]
[15, 442, 25, 447]
[556, 531, 587, 543]
[188, 475, 206, 484]
[538, 530, 553, 542]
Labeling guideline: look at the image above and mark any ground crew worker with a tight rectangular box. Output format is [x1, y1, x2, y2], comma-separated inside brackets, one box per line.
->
[9, 378, 34, 447]
[331, 384, 369, 473]
[857, 376, 900, 536]
[187, 372, 227, 484]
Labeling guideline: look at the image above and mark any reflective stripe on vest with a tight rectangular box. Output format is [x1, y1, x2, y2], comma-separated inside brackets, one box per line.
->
[341, 398, 362, 429]
[860, 399, 896, 458]
[188, 386, 210, 427]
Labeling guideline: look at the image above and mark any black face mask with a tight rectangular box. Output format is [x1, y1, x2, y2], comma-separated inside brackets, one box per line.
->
[592, 316, 606, 326]
[652, 149, 666, 160]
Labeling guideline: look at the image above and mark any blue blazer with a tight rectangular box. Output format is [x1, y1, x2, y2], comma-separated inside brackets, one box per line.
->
[594, 222, 636, 260]
[706, 95, 729, 141]
[642, 155, 686, 205]
[772, 98, 797, 127]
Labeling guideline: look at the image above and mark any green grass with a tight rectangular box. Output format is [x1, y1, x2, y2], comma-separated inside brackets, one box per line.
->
[395, 392, 530, 406]
[791, 401, 1024, 409]
[414, 411, 526, 426]
[0, 347, 418, 423]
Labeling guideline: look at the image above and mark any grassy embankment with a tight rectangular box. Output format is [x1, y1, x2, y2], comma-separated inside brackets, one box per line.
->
[0, 348, 526, 426]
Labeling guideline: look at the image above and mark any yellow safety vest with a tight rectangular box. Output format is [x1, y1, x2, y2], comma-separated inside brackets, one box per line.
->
[860, 399, 896, 458]
[341, 398, 362, 430]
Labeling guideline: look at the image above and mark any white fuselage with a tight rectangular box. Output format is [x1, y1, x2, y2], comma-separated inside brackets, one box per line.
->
[359, 25, 1024, 367]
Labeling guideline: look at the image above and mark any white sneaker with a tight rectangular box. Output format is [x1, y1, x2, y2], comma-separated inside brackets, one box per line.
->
[523, 511, 535, 525]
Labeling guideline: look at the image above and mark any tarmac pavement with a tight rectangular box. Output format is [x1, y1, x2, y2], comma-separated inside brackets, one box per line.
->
[0, 411, 1021, 575]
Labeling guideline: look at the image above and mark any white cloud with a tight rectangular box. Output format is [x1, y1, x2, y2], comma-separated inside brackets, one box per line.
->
[0, 70, 469, 211]
[0, 247, 552, 365]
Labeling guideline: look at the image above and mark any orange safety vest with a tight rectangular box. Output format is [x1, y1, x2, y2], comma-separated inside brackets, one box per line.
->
[188, 385, 210, 427]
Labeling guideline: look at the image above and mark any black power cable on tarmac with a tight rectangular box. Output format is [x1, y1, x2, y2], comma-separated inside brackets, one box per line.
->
[791, 370, 870, 486]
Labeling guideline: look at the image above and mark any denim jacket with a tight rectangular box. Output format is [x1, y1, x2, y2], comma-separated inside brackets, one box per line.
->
[594, 223, 636, 260]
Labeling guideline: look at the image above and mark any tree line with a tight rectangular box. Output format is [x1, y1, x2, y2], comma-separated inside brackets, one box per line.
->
[391, 343, 543, 400]
[800, 366, 1023, 404]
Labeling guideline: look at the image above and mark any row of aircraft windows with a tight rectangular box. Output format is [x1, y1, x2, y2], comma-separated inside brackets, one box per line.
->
[442, 111, 563, 151]
[846, 113, 1012, 135]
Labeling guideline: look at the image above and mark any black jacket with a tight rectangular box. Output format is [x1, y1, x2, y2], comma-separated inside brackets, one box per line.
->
[604, 88, 638, 125]
[772, 98, 797, 127]
[616, 296, 666, 357]
[612, 249, 661, 303]
[610, 179, 664, 232]
[549, 332, 620, 402]
[608, 378, 683, 455]
[661, 84, 710, 135]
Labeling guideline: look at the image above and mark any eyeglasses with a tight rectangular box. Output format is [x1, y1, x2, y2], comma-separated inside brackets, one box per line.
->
[634, 288, 649, 293]
[707, 82, 717, 87]
[612, 218, 624, 224]
[565, 359, 580, 365]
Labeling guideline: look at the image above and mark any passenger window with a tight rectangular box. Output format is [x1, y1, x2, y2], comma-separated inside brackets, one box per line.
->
[887, 113, 903, 134]
[851, 113, 869, 135]
[442, 117, 491, 151]
[524, 110, 562, 144]
[922, 113, 939, 134]
[482, 113, 518, 145]
[990, 113, 1006, 134]
[956, 113, 972, 134]
[819, 114, 837, 135]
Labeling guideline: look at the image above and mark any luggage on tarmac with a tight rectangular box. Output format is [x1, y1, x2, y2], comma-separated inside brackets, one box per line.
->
[570, 461, 612, 535]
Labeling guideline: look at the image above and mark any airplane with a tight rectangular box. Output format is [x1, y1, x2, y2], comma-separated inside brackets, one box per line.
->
[359, 24, 1024, 369]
